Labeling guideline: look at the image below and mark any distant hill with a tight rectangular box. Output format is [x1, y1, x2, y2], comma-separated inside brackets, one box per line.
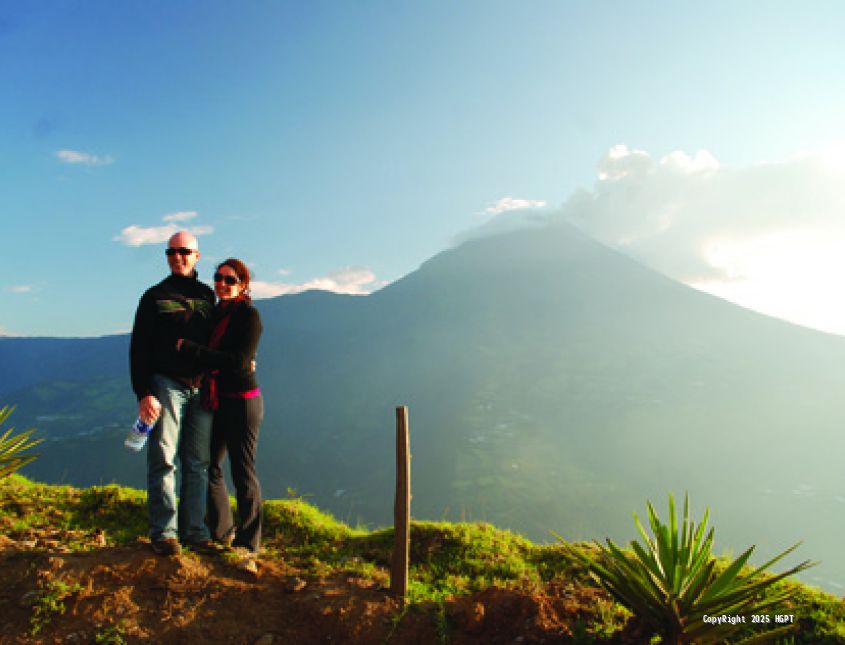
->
[0, 334, 127, 394]
[4, 222, 845, 592]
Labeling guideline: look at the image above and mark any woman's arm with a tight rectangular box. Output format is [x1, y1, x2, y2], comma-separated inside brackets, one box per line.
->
[178, 307, 263, 373]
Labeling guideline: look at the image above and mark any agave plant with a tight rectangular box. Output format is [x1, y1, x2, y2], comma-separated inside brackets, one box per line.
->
[0, 405, 42, 478]
[560, 494, 815, 644]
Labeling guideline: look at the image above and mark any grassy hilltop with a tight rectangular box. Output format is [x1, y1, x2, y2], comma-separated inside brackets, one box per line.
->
[2, 475, 845, 644]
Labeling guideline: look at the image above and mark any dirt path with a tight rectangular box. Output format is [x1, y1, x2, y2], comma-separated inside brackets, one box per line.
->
[1, 534, 626, 644]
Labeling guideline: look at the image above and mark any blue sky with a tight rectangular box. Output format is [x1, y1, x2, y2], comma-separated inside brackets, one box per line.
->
[3, 1, 845, 336]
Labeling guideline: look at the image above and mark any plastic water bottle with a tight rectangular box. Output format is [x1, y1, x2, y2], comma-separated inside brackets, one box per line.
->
[124, 415, 157, 452]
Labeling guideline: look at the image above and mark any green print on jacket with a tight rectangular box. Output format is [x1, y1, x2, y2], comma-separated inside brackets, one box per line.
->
[156, 299, 213, 318]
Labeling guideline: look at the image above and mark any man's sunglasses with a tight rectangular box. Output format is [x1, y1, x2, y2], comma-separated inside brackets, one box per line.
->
[165, 247, 196, 257]
[214, 273, 240, 286]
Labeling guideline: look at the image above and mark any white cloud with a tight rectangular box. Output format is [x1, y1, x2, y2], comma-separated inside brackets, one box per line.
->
[482, 196, 547, 216]
[558, 142, 845, 333]
[7, 285, 33, 293]
[660, 149, 720, 174]
[162, 211, 198, 223]
[596, 144, 652, 181]
[114, 224, 181, 247]
[455, 197, 550, 246]
[0, 325, 19, 337]
[301, 267, 381, 294]
[251, 267, 383, 299]
[55, 149, 114, 166]
[562, 143, 845, 280]
[114, 213, 214, 247]
[250, 281, 293, 299]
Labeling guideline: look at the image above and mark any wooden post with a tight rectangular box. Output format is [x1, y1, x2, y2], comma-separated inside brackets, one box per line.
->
[391, 405, 410, 600]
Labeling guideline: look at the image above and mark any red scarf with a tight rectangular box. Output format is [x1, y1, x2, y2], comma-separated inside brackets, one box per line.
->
[201, 297, 245, 411]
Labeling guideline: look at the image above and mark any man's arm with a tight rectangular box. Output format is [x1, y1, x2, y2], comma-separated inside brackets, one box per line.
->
[129, 294, 156, 401]
[130, 292, 159, 419]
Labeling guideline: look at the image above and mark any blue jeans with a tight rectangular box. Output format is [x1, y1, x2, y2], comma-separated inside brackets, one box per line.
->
[147, 373, 212, 543]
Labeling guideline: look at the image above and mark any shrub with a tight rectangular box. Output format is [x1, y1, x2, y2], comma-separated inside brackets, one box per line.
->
[560, 494, 815, 644]
[0, 405, 42, 478]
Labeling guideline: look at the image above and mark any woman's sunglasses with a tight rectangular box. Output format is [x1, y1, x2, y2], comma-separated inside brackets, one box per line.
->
[165, 247, 196, 257]
[214, 273, 240, 286]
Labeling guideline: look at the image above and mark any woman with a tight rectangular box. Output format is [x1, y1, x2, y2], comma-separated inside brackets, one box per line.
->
[176, 258, 264, 573]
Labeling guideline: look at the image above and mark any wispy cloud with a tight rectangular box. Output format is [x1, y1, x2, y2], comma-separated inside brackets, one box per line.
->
[0, 324, 19, 337]
[114, 212, 213, 247]
[162, 211, 198, 223]
[559, 143, 845, 281]
[455, 199, 550, 247]
[557, 142, 845, 333]
[481, 196, 547, 217]
[114, 225, 182, 247]
[55, 148, 114, 166]
[7, 285, 33, 293]
[251, 267, 384, 299]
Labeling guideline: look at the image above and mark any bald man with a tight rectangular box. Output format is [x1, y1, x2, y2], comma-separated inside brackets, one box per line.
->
[129, 231, 216, 555]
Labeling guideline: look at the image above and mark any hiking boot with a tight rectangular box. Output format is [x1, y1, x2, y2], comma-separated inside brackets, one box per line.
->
[151, 538, 181, 556]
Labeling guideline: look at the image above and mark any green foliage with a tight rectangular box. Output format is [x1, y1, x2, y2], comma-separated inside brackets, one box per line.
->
[0, 405, 42, 478]
[4, 475, 845, 641]
[264, 496, 357, 547]
[350, 520, 539, 602]
[95, 621, 128, 644]
[30, 579, 83, 636]
[560, 494, 816, 644]
[408, 521, 535, 599]
[72, 484, 147, 543]
[0, 475, 147, 550]
[757, 579, 845, 643]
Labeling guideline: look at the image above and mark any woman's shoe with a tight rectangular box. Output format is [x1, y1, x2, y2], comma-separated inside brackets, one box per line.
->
[231, 546, 258, 575]
[186, 539, 222, 554]
[237, 557, 258, 575]
[218, 529, 235, 548]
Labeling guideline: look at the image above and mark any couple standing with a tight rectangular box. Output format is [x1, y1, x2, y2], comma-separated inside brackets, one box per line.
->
[129, 230, 263, 572]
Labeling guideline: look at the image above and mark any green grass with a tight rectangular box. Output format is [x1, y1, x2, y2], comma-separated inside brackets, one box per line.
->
[732, 578, 845, 643]
[366, 521, 537, 601]
[0, 474, 146, 549]
[29, 579, 84, 636]
[72, 484, 148, 543]
[94, 621, 128, 645]
[3, 474, 845, 642]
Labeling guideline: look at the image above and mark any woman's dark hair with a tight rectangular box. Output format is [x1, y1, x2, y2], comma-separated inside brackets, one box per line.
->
[217, 258, 252, 303]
